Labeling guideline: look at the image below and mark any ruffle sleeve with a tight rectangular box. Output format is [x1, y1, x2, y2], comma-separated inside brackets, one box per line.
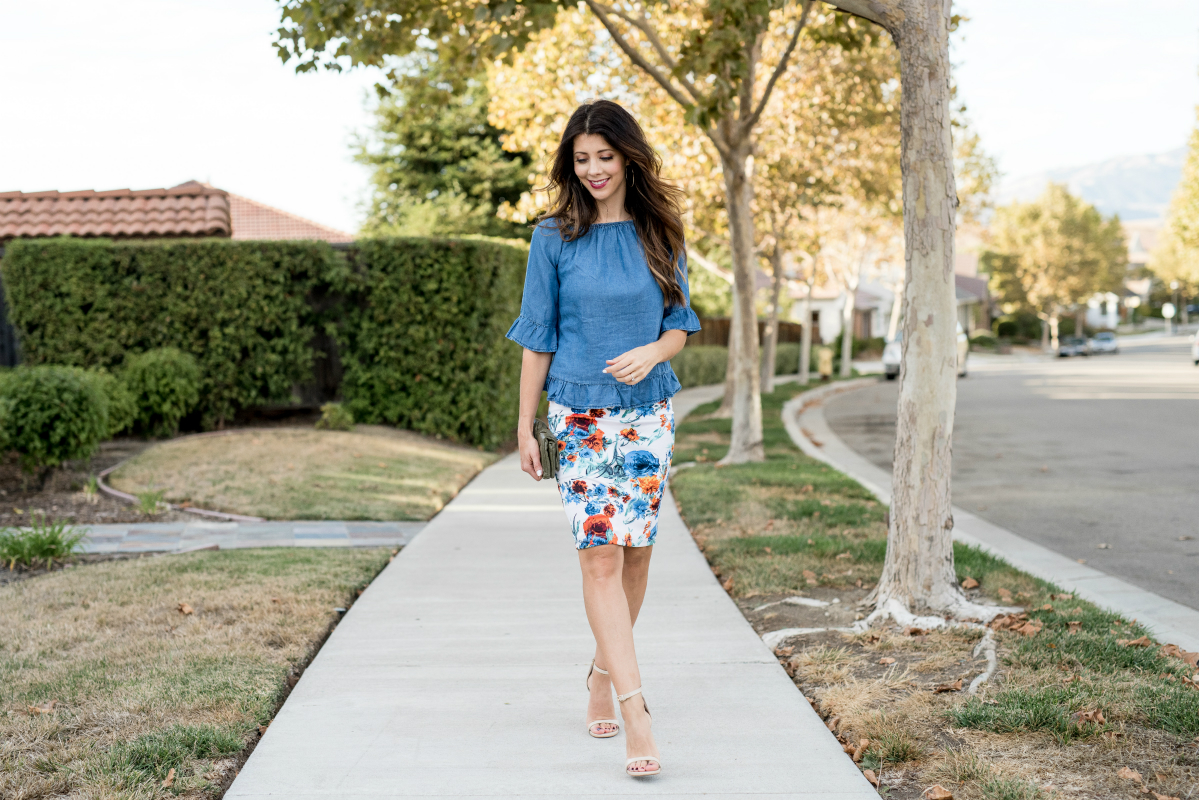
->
[661, 251, 703, 336]
[506, 222, 563, 353]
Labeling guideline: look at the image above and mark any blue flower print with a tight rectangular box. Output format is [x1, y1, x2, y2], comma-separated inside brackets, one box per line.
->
[624, 450, 659, 478]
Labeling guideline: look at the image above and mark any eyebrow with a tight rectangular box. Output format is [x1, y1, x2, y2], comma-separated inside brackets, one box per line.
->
[574, 150, 615, 157]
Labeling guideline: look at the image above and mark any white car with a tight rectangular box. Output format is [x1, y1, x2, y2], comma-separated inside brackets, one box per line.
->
[1091, 331, 1118, 354]
[882, 323, 968, 380]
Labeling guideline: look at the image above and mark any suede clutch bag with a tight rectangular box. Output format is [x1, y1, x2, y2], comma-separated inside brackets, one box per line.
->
[532, 418, 560, 480]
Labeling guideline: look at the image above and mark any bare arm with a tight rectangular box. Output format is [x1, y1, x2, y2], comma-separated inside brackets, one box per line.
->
[517, 348, 554, 480]
[603, 329, 687, 385]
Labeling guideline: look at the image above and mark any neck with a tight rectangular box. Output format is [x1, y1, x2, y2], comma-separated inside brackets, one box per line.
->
[594, 186, 630, 223]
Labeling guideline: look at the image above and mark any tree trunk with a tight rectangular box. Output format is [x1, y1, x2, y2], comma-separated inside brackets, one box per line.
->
[760, 249, 785, 393]
[887, 285, 903, 341]
[1039, 312, 1051, 351]
[714, 297, 739, 418]
[1049, 314, 1060, 351]
[839, 288, 856, 377]
[799, 286, 813, 384]
[719, 142, 765, 463]
[1076, 307, 1087, 340]
[870, 0, 964, 617]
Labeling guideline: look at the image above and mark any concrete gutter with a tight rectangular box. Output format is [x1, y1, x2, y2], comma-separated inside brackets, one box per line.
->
[782, 379, 1199, 653]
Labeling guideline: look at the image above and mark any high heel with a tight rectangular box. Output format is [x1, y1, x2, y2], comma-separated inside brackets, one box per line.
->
[585, 661, 620, 738]
[617, 687, 661, 777]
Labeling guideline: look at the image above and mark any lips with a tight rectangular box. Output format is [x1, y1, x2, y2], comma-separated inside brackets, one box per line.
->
[588, 178, 610, 189]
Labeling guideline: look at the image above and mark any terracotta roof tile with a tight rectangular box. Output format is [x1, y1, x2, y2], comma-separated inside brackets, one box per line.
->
[0, 180, 356, 244]
[0, 181, 231, 241]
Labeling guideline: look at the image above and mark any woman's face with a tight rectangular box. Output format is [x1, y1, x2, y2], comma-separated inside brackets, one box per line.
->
[573, 134, 626, 203]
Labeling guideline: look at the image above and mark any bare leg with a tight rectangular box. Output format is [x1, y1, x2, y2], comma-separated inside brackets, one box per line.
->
[586, 545, 653, 733]
[580, 544, 659, 773]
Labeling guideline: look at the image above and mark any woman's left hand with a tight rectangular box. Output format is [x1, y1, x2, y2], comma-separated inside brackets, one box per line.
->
[604, 343, 663, 386]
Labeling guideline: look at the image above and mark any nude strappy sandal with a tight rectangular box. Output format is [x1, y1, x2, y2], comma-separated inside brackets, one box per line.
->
[585, 661, 620, 739]
[617, 686, 661, 777]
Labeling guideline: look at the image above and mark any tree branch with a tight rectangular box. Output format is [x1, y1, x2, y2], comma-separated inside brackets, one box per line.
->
[686, 246, 735, 284]
[741, 0, 816, 136]
[605, 6, 705, 103]
[823, 0, 891, 29]
[582, 0, 698, 114]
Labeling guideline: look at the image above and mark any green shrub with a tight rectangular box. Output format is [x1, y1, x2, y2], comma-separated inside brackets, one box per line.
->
[122, 347, 201, 437]
[0, 515, 87, 569]
[774, 342, 800, 375]
[1, 237, 339, 428]
[671, 345, 728, 388]
[0, 365, 109, 472]
[969, 331, 998, 349]
[316, 401, 355, 431]
[88, 368, 136, 437]
[336, 238, 526, 449]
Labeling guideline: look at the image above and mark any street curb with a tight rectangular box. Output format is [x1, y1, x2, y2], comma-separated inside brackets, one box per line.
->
[781, 380, 1199, 653]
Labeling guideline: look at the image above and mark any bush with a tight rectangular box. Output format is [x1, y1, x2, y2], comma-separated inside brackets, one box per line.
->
[671, 345, 728, 388]
[336, 237, 526, 449]
[0, 515, 87, 569]
[0, 365, 109, 472]
[1, 238, 339, 428]
[969, 331, 998, 349]
[122, 347, 201, 437]
[316, 401, 354, 431]
[89, 369, 136, 437]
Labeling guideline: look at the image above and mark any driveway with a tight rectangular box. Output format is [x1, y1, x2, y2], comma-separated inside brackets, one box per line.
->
[823, 333, 1199, 612]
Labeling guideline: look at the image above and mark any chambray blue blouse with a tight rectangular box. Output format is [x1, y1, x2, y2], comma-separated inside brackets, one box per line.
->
[506, 219, 702, 409]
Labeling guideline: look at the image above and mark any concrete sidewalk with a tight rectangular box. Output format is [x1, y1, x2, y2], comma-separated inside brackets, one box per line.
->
[226, 387, 875, 799]
[77, 520, 424, 554]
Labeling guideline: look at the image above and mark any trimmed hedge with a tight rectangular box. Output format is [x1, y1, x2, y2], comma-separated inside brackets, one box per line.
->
[123, 347, 202, 437]
[670, 342, 803, 389]
[335, 238, 526, 449]
[1, 238, 339, 428]
[0, 366, 109, 471]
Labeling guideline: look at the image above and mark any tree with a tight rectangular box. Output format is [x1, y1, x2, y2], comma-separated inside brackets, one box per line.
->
[1150, 107, 1199, 323]
[356, 54, 533, 239]
[982, 184, 1126, 351]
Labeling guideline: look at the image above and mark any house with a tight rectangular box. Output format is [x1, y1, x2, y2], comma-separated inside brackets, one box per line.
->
[0, 181, 355, 365]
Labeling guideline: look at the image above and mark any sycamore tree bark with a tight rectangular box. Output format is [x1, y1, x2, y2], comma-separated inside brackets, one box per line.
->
[829, 0, 1003, 623]
[839, 275, 860, 378]
[761, 247, 788, 394]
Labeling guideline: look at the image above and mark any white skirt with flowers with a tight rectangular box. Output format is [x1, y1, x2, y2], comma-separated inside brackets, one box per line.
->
[548, 399, 675, 550]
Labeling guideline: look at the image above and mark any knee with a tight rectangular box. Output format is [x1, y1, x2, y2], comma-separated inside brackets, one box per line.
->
[581, 546, 622, 583]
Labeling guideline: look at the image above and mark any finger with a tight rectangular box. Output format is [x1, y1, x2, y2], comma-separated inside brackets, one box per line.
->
[530, 449, 543, 479]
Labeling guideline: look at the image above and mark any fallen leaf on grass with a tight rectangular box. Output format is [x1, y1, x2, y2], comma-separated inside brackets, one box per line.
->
[1068, 620, 1083, 634]
[961, 577, 979, 589]
[825, 716, 841, 732]
[842, 741, 857, 756]
[177, 602, 194, 615]
[904, 626, 929, 637]
[1037, 603, 1054, 611]
[162, 767, 176, 788]
[1050, 593, 1074, 600]
[1070, 709, 1105, 726]
[997, 587, 1013, 601]
[1118, 636, 1153, 648]
[774, 645, 794, 657]
[851, 738, 869, 762]
[27, 700, 57, 715]
[258, 721, 271, 735]
[1014, 620, 1043, 637]
[1117, 766, 1143, 782]
[878, 657, 896, 665]
[933, 679, 963, 693]
[721, 577, 734, 592]
[923, 786, 954, 800]
[862, 769, 880, 787]
[835, 552, 852, 560]
[802, 569, 817, 586]
[1160, 644, 1199, 668]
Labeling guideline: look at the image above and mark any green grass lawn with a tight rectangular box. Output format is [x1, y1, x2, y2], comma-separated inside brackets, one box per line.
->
[671, 380, 1199, 797]
[109, 426, 497, 521]
[0, 548, 391, 798]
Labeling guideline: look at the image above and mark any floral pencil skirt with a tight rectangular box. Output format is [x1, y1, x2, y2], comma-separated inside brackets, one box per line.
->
[548, 398, 675, 550]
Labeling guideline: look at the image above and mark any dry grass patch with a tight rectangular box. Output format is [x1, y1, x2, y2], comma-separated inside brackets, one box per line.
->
[109, 426, 497, 520]
[673, 381, 1199, 798]
[0, 547, 391, 798]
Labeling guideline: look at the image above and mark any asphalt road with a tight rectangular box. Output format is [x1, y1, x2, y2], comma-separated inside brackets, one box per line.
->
[823, 333, 1199, 612]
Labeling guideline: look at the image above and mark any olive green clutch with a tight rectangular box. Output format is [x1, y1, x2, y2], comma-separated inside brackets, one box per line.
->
[532, 418, 560, 480]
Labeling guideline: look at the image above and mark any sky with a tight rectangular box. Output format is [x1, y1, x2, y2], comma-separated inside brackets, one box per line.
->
[3, 2, 1198, 234]
[954, 1, 1199, 183]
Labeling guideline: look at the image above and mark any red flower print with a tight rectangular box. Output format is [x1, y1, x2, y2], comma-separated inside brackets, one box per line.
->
[582, 431, 605, 452]
[567, 453, 578, 462]
[570, 480, 588, 495]
[621, 494, 631, 503]
[583, 514, 612, 538]
[637, 476, 660, 494]
[623, 534, 633, 547]
[557, 440, 566, 452]
[607, 486, 620, 496]
[565, 414, 594, 433]
[649, 496, 661, 513]
[588, 408, 607, 418]
[619, 428, 639, 442]
[603, 503, 617, 517]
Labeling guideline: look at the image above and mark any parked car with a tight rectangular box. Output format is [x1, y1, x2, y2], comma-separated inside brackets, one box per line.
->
[1090, 331, 1118, 354]
[880, 323, 968, 380]
[1057, 336, 1091, 357]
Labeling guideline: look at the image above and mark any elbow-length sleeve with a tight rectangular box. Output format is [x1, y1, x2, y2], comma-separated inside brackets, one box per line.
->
[660, 251, 703, 336]
[506, 223, 562, 352]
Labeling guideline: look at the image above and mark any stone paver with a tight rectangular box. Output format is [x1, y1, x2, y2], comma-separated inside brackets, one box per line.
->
[225, 385, 876, 799]
[77, 520, 424, 553]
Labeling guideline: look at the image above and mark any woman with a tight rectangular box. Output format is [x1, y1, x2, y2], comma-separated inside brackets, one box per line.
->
[506, 99, 700, 779]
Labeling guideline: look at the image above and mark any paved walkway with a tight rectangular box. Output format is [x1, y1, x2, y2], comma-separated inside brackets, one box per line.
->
[227, 386, 876, 799]
[78, 520, 424, 554]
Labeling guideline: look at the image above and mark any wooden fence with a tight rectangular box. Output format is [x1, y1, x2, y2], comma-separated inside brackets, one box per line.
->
[692, 317, 814, 347]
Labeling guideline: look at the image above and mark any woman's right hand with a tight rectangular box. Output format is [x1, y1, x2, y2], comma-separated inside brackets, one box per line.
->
[519, 430, 544, 481]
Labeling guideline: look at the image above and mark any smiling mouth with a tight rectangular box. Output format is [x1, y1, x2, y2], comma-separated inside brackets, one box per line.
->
[588, 178, 610, 189]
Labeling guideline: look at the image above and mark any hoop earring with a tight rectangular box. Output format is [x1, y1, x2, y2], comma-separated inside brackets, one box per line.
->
[627, 168, 634, 188]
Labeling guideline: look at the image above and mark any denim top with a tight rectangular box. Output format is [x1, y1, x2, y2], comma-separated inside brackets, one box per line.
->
[506, 219, 702, 408]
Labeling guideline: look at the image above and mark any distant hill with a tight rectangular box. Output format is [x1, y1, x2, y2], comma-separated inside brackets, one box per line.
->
[995, 147, 1185, 221]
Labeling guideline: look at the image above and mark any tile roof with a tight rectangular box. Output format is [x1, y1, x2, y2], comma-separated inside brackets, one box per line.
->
[228, 192, 354, 243]
[0, 181, 231, 241]
[0, 180, 355, 244]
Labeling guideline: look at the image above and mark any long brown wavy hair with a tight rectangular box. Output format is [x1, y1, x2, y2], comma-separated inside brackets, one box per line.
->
[540, 100, 687, 307]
